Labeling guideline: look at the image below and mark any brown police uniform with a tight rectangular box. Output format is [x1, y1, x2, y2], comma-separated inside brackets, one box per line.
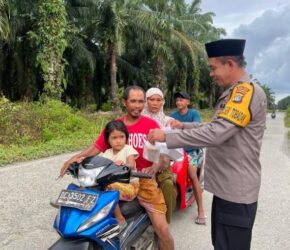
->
[165, 73, 267, 249]
[165, 73, 266, 202]
[164, 38, 267, 250]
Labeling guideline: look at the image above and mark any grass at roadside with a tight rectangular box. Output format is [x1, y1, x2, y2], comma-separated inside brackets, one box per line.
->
[0, 133, 94, 165]
[0, 98, 114, 166]
[284, 107, 290, 137]
[285, 108, 290, 127]
[0, 97, 214, 166]
[165, 108, 213, 122]
[200, 109, 214, 122]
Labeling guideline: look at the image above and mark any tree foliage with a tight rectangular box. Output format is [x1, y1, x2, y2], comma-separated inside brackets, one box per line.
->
[277, 96, 290, 110]
[0, 0, 10, 39]
[0, 0, 227, 109]
[253, 78, 275, 110]
[28, 0, 68, 99]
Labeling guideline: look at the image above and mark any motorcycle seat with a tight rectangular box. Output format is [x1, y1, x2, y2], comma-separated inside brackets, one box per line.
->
[119, 198, 145, 219]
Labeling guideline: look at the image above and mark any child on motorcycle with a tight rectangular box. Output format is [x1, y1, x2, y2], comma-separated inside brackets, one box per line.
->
[101, 120, 139, 230]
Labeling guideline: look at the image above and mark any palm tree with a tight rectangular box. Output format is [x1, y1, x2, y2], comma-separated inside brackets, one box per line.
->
[170, 0, 225, 99]
[31, 0, 68, 99]
[0, 0, 9, 40]
[135, 0, 207, 97]
[68, 0, 145, 111]
[0, 0, 39, 100]
[253, 78, 275, 109]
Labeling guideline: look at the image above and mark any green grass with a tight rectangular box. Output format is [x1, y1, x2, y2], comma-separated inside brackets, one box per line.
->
[0, 98, 114, 166]
[0, 97, 214, 166]
[0, 133, 93, 165]
[164, 108, 214, 122]
[285, 108, 290, 128]
[200, 109, 214, 122]
[284, 107, 290, 138]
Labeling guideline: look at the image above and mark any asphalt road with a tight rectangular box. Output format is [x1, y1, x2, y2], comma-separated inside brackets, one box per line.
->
[0, 112, 289, 250]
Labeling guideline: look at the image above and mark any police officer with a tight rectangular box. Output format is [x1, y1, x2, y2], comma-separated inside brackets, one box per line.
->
[148, 39, 267, 250]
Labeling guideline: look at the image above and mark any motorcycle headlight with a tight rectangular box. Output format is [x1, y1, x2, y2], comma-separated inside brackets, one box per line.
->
[77, 200, 115, 233]
[78, 165, 105, 187]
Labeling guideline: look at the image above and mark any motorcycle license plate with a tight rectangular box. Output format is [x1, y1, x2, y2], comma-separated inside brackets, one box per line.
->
[56, 190, 98, 211]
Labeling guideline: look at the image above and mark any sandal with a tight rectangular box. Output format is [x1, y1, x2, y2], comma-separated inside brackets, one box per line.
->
[195, 215, 207, 225]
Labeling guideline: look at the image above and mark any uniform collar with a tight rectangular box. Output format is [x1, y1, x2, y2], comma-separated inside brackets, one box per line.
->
[218, 73, 251, 100]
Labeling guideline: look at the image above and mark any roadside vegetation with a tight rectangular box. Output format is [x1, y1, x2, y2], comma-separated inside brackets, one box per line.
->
[0, 0, 275, 164]
[0, 97, 115, 165]
[0, 97, 212, 166]
[277, 95, 290, 137]
[285, 107, 290, 137]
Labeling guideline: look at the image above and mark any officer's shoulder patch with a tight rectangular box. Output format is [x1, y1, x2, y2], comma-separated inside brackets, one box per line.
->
[217, 82, 253, 127]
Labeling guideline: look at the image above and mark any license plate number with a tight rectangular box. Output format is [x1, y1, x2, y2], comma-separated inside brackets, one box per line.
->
[56, 190, 98, 211]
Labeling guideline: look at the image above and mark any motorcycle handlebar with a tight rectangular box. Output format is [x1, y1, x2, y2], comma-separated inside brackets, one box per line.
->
[131, 172, 152, 179]
[67, 162, 79, 177]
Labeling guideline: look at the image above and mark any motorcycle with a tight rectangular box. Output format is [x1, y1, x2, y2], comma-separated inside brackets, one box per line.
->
[271, 112, 276, 119]
[49, 155, 157, 250]
[171, 149, 205, 210]
[49, 149, 205, 249]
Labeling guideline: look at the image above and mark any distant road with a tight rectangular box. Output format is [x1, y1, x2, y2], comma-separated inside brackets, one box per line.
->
[0, 112, 289, 249]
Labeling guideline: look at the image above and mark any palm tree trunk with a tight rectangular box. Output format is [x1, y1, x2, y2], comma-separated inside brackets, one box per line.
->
[85, 73, 94, 106]
[108, 42, 120, 112]
[154, 56, 167, 95]
[45, 53, 62, 99]
[0, 42, 4, 93]
[208, 82, 213, 108]
[178, 69, 187, 91]
[22, 61, 32, 101]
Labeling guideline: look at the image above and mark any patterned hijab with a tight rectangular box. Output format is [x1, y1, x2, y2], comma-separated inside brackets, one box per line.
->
[142, 87, 170, 128]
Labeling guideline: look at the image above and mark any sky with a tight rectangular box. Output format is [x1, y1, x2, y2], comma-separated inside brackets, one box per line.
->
[187, 0, 290, 103]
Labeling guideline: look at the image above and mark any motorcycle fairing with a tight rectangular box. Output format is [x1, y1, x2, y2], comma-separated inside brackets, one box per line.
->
[120, 212, 151, 248]
[53, 183, 120, 249]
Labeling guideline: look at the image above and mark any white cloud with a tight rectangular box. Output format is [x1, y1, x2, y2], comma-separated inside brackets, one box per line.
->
[198, 0, 290, 97]
[234, 6, 290, 94]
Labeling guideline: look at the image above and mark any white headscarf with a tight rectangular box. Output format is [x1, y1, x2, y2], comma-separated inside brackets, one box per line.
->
[142, 87, 172, 128]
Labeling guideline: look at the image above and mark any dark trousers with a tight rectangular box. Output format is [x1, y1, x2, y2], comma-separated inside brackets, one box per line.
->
[211, 196, 257, 250]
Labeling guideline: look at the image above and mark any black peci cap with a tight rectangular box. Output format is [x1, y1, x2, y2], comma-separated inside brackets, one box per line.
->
[205, 39, 246, 58]
[174, 92, 190, 100]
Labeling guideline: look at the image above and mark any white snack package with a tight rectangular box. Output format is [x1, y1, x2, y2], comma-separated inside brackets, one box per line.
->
[143, 140, 160, 163]
[160, 126, 184, 161]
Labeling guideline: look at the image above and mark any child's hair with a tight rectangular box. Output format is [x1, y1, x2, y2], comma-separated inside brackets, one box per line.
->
[104, 120, 129, 147]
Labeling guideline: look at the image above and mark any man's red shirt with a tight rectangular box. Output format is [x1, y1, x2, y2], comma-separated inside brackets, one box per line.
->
[94, 115, 160, 171]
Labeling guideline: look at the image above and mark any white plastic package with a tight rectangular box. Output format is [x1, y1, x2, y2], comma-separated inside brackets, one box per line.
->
[143, 137, 184, 163]
[160, 126, 184, 160]
[143, 140, 160, 163]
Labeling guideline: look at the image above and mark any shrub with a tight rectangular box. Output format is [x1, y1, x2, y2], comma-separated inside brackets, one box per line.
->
[101, 102, 112, 112]
[285, 107, 290, 129]
[0, 97, 106, 146]
[0, 97, 114, 165]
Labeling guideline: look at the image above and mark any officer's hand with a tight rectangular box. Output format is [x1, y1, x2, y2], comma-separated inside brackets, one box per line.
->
[147, 129, 165, 144]
[167, 119, 184, 129]
[142, 166, 157, 177]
